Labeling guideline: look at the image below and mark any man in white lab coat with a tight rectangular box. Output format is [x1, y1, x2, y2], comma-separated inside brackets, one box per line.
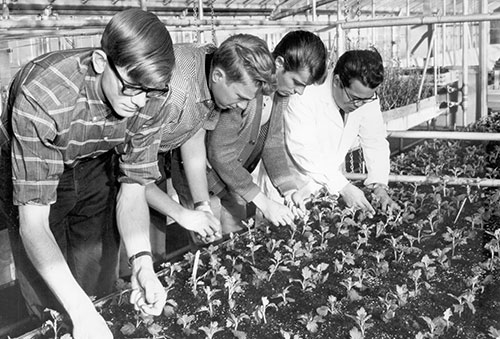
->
[259, 48, 398, 214]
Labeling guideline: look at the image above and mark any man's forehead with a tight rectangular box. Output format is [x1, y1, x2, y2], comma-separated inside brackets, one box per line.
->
[233, 79, 259, 100]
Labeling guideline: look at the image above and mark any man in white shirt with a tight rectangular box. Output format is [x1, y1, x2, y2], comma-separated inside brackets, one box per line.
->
[258, 48, 398, 214]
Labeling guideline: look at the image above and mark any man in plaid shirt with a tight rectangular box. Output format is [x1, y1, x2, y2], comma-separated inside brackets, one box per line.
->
[0, 9, 174, 339]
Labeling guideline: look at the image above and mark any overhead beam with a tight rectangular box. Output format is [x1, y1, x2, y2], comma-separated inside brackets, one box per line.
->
[269, 0, 335, 20]
[0, 17, 332, 36]
[318, 12, 500, 32]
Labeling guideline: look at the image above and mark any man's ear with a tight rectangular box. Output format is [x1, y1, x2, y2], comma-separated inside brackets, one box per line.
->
[92, 50, 108, 75]
[275, 56, 285, 70]
[333, 74, 342, 88]
[211, 66, 225, 84]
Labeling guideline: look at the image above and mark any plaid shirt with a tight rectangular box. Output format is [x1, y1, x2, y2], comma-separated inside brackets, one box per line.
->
[142, 44, 219, 153]
[0, 48, 164, 205]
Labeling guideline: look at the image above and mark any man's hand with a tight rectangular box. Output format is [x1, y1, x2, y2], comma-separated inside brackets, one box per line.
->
[284, 189, 307, 219]
[339, 183, 375, 215]
[254, 192, 295, 226]
[71, 301, 113, 339]
[177, 207, 222, 243]
[129, 256, 166, 316]
[373, 186, 399, 214]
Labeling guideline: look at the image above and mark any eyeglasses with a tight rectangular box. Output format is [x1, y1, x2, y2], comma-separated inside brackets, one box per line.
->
[342, 84, 378, 108]
[107, 58, 169, 98]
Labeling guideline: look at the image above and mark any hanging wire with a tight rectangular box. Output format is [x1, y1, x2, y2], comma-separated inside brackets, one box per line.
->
[192, 1, 199, 43]
[343, 0, 351, 51]
[210, 0, 217, 45]
[349, 150, 355, 173]
[355, 0, 361, 49]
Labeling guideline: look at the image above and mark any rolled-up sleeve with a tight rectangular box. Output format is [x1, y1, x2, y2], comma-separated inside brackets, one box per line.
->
[11, 89, 62, 205]
[358, 99, 390, 187]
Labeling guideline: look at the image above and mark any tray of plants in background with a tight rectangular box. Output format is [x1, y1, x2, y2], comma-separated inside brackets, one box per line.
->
[19, 114, 500, 339]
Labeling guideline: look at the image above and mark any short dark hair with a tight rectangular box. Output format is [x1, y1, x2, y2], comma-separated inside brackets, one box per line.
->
[212, 34, 276, 96]
[333, 48, 384, 89]
[101, 9, 175, 89]
[272, 30, 327, 85]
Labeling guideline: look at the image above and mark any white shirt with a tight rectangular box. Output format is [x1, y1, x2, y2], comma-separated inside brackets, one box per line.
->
[254, 71, 390, 199]
[284, 71, 390, 196]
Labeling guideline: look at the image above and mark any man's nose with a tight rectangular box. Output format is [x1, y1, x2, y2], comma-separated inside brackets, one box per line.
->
[237, 100, 249, 110]
[131, 91, 147, 108]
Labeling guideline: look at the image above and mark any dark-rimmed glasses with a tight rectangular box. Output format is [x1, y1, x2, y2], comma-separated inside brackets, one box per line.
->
[107, 58, 169, 98]
[343, 84, 378, 109]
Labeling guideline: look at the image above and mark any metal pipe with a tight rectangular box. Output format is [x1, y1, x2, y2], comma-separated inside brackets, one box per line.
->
[317, 12, 500, 32]
[405, 0, 410, 67]
[268, 0, 334, 20]
[386, 130, 500, 141]
[417, 26, 436, 108]
[479, 0, 488, 120]
[462, 0, 469, 127]
[312, 0, 316, 22]
[0, 17, 333, 31]
[345, 173, 500, 187]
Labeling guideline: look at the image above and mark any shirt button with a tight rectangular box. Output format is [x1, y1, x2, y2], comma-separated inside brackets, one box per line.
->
[103, 137, 109, 142]
[250, 140, 256, 145]
[92, 117, 98, 122]
[237, 158, 242, 162]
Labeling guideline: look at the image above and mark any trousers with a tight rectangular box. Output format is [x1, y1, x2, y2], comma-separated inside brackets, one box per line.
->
[2, 150, 120, 318]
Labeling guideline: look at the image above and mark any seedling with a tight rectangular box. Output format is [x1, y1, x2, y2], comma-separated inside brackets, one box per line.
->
[378, 294, 398, 322]
[251, 266, 270, 288]
[253, 296, 278, 324]
[430, 247, 451, 268]
[177, 314, 197, 336]
[442, 226, 468, 258]
[408, 269, 425, 297]
[267, 251, 290, 282]
[226, 312, 250, 338]
[489, 326, 500, 339]
[346, 307, 373, 337]
[448, 289, 476, 316]
[413, 255, 436, 280]
[291, 263, 329, 292]
[242, 218, 255, 242]
[418, 314, 448, 338]
[199, 321, 224, 339]
[370, 249, 386, 264]
[225, 254, 243, 275]
[283, 240, 306, 266]
[426, 210, 439, 233]
[265, 238, 284, 254]
[271, 284, 295, 306]
[197, 286, 221, 318]
[246, 241, 263, 265]
[297, 312, 325, 333]
[190, 250, 203, 296]
[223, 272, 247, 310]
[334, 250, 356, 273]
[352, 234, 369, 252]
[280, 328, 303, 339]
[385, 235, 404, 262]
[291, 266, 316, 292]
[340, 277, 362, 301]
[352, 268, 368, 291]
[316, 295, 341, 316]
[485, 229, 500, 270]
[316, 223, 334, 250]
[42, 308, 65, 339]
